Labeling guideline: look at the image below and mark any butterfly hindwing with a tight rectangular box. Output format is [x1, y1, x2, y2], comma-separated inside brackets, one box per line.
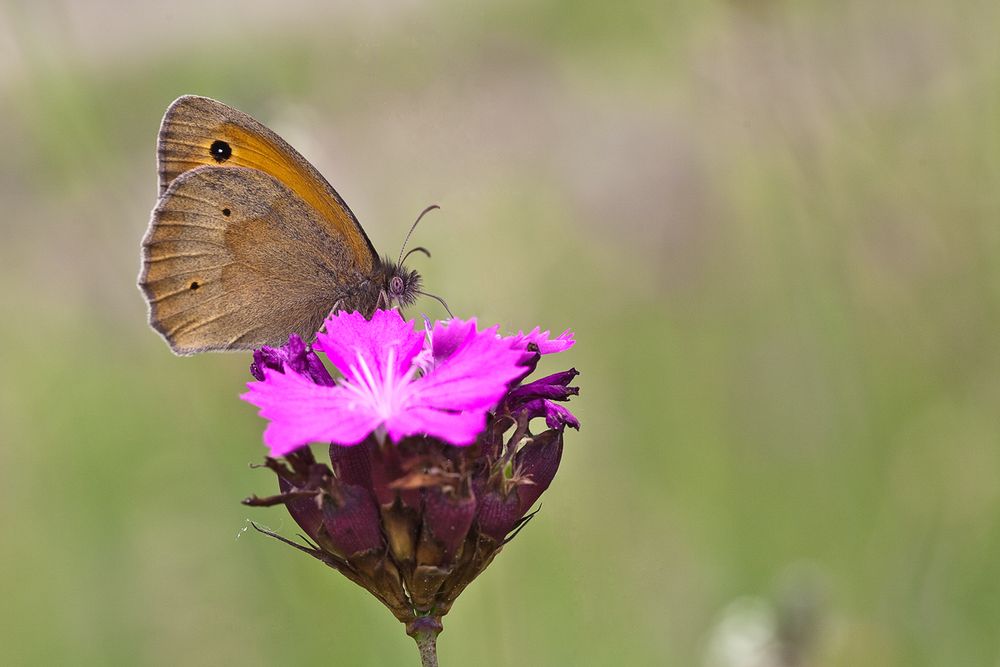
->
[140, 166, 376, 354]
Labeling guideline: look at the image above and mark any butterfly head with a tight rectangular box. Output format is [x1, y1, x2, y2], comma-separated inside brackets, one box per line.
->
[382, 257, 422, 309]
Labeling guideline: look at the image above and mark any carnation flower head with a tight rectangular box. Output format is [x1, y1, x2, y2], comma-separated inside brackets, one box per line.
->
[242, 309, 536, 454]
[241, 308, 579, 663]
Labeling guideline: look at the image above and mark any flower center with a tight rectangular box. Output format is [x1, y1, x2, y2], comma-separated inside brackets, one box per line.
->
[342, 347, 416, 419]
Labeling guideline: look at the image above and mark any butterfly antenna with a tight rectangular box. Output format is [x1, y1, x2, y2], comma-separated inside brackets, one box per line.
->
[402, 246, 431, 264]
[417, 290, 454, 318]
[397, 204, 440, 267]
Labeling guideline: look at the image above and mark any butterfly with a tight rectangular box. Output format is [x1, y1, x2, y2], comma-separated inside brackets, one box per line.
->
[138, 95, 432, 355]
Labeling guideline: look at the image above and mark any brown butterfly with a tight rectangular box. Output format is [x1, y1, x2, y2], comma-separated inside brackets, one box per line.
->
[138, 95, 432, 355]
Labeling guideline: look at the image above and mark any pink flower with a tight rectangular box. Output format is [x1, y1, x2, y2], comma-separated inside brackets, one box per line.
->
[241, 310, 529, 455]
[241, 310, 580, 638]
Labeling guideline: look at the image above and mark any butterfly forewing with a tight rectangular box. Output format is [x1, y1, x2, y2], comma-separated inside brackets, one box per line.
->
[156, 95, 377, 274]
[141, 166, 371, 354]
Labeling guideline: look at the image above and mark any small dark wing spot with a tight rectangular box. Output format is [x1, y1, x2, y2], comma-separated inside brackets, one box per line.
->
[209, 140, 232, 162]
[190, 281, 200, 290]
[222, 208, 231, 217]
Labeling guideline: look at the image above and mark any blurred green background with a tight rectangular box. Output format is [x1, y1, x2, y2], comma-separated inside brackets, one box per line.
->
[2, 1, 999, 665]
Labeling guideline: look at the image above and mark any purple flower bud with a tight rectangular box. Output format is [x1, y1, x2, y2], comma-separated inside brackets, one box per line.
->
[249, 334, 334, 386]
[277, 477, 328, 549]
[369, 440, 406, 507]
[476, 488, 523, 543]
[508, 368, 580, 405]
[514, 430, 564, 512]
[329, 441, 374, 492]
[321, 483, 384, 557]
[521, 399, 580, 430]
[250, 345, 287, 381]
[423, 487, 477, 561]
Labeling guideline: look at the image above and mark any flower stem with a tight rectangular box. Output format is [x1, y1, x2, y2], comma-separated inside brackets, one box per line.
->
[413, 630, 439, 667]
[407, 616, 443, 667]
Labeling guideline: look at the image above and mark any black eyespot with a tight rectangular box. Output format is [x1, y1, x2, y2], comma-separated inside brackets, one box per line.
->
[190, 281, 200, 290]
[209, 140, 231, 162]
[222, 208, 231, 217]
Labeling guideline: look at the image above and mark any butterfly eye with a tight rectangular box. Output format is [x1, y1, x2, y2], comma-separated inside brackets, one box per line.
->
[210, 140, 232, 162]
[390, 276, 404, 295]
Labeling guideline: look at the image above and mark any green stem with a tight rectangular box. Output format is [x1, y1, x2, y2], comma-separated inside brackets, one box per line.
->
[413, 630, 439, 667]
[407, 615, 443, 666]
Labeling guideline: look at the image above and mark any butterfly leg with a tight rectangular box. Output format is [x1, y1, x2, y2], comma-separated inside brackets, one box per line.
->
[374, 290, 390, 315]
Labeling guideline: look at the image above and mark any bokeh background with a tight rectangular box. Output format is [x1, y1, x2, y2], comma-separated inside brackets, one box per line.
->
[2, 1, 999, 665]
